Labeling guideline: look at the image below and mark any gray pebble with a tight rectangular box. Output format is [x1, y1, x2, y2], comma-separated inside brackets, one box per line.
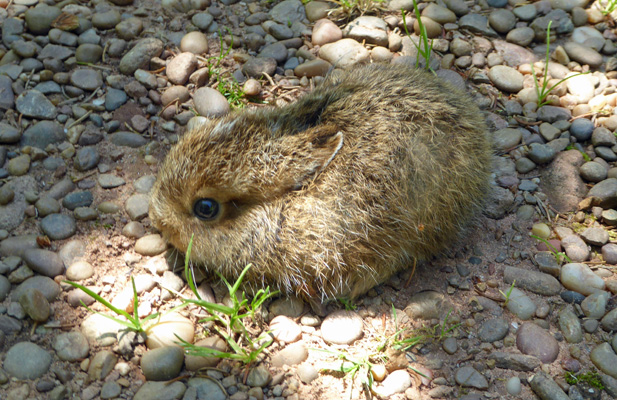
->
[115, 17, 143, 40]
[11, 276, 61, 302]
[506, 288, 536, 320]
[40, 213, 77, 240]
[492, 128, 521, 151]
[105, 88, 128, 111]
[192, 13, 214, 30]
[74, 147, 100, 172]
[581, 291, 609, 319]
[504, 266, 560, 296]
[0, 123, 20, 144]
[23, 249, 64, 277]
[488, 9, 516, 33]
[70, 69, 104, 91]
[478, 317, 509, 343]
[0, 276, 10, 301]
[506, 27, 535, 47]
[454, 365, 488, 389]
[564, 41, 603, 68]
[63, 191, 93, 210]
[530, 371, 569, 400]
[16, 90, 56, 120]
[134, 381, 187, 400]
[580, 227, 609, 246]
[602, 243, 617, 264]
[246, 365, 273, 387]
[459, 14, 498, 37]
[74, 207, 98, 221]
[242, 57, 277, 78]
[125, 193, 150, 220]
[4, 342, 52, 379]
[24, 4, 61, 34]
[343, 16, 388, 47]
[122, 221, 145, 238]
[141, 346, 184, 381]
[596, 147, 617, 162]
[558, 307, 583, 343]
[580, 161, 608, 182]
[569, 118, 594, 141]
[591, 343, 617, 380]
[297, 363, 319, 384]
[88, 350, 117, 381]
[0, 185, 14, 205]
[101, 381, 122, 399]
[527, 143, 556, 164]
[111, 132, 147, 148]
[98, 174, 126, 189]
[119, 38, 164, 76]
[537, 105, 571, 123]
[19, 287, 50, 322]
[92, 10, 121, 30]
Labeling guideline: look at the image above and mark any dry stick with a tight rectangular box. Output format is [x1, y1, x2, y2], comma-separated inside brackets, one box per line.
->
[80, 88, 102, 105]
[72, 170, 97, 183]
[404, 259, 417, 288]
[67, 110, 92, 129]
[157, 98, 180, 117]
[102, 41, 109, 63]
[513, 115, 542, 126]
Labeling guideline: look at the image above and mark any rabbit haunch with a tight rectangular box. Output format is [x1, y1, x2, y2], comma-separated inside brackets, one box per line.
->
[150, 63, 491, 300]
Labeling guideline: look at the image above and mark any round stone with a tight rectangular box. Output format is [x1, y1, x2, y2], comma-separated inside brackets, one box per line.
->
[180, 31, 209, 54]
[193, 87, 230, 118]
[561, 263, 606, 295]
[145, 312, 194, 349]
[19, 288, 51, 322]
[23, 249, 65, 277]
[134, 234, 167, 256]
[516, 322, 559, 363]
[488, 9, 516, 33]
[141, 346, 184, 381]
[125, 193, 150, 220]
[4, 342, 52, 379]
[580, 161, 608, 182]
[40, 213, 77, 240]
[75, 44, 103, 64]
[321, 310, 363, 345]
[488, 66, 524, 93]
[70, 69, 103, 91]
[66, 260, 95, 281]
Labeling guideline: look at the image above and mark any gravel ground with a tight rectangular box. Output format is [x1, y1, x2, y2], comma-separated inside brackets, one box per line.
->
[2, 0, 617, 398]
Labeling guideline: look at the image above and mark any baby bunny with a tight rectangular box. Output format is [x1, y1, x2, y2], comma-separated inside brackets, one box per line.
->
[150, 63, 491, 301]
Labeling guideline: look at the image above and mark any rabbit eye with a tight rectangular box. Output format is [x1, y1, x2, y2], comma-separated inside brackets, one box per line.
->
[193, 198, 220, 221]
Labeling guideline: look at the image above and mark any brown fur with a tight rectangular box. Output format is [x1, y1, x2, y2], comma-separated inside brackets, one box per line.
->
[150, 64, 492, 301]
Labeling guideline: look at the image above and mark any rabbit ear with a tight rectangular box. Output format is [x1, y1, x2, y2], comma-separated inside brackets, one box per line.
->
[278, 126, 344, 190]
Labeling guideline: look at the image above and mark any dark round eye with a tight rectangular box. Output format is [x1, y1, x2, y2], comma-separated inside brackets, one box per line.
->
[193, 198, 220, 221]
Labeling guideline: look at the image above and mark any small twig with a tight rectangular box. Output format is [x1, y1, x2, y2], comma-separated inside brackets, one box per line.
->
[102, 41, 109, 63]
[124, 122, 140, 134]
[76, 62, 113, 71]
[67, 110, 92, 129]
[158, 98, 180, 117]
[72, 170, 97, 183]
[80, 88, 101, 105]
[513, 115, 542, 126]
[262, 72, 277, 87]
